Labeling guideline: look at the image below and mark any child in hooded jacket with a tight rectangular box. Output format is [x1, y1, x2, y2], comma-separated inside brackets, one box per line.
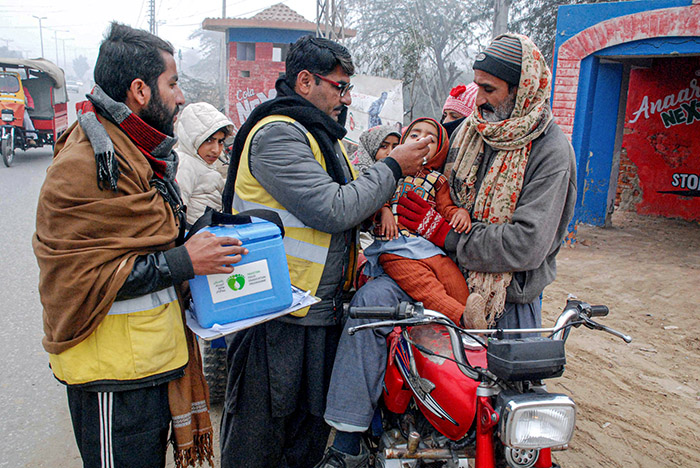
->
[175, 102, 234, 226]
[363, 117, 481, 325]
[351, 124, 401, 175]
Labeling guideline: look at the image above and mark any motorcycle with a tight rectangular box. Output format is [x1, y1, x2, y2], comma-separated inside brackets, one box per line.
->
[346, 298, 632, 468]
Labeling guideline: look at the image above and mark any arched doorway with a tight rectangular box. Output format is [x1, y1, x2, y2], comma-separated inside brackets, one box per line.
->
[552, 1, 700, 226]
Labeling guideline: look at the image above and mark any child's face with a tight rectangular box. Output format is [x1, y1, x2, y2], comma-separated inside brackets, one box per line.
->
[197, 130, 226, 165]
[375, 135, 400, 161]
[406, 121, 439, 160]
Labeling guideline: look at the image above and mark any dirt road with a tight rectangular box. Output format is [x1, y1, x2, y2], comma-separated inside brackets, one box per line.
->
[543, 211, 700, 467]
[62, 209, 686, 468]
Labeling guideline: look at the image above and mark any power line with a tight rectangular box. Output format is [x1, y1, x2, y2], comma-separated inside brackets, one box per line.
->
[136, 0, 146, 29]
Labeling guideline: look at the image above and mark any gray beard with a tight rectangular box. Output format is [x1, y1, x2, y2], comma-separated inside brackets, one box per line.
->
[481, 90, 517, 122]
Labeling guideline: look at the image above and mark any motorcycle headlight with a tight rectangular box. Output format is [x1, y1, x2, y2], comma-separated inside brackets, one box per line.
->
[1, 110, 14, 122]
[499, 393, 576, 449]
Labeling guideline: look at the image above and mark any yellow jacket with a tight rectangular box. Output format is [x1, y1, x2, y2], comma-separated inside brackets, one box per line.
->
[232, 115, 357, 317]
[49, 286, 188, 386]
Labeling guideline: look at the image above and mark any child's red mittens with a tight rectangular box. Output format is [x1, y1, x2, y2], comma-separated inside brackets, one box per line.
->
[397, 191, 451, 248]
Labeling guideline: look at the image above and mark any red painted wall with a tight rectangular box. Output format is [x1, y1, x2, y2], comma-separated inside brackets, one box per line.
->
[621, 56, 700, 221]
[227, 41, 285, 129]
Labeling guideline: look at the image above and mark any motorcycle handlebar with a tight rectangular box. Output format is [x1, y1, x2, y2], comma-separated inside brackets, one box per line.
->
[349, 307, 403, 320]
[347, 299, 631, 344]
[347, 302, 424, 320]
[588, 305, 609, 317]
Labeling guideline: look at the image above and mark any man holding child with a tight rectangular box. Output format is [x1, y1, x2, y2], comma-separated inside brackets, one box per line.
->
[317, 33, 577, 468]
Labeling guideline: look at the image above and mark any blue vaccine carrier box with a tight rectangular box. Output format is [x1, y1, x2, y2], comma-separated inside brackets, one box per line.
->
[189, 219, 293, 328]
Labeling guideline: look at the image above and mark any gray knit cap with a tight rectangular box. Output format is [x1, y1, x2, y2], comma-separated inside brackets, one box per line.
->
[473, 34, 522, 86]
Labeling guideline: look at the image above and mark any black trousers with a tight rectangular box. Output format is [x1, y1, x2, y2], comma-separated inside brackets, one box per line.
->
[220, 404, 331, 468]
[220, 320, 341, 468]
[67, 384, 171, 468]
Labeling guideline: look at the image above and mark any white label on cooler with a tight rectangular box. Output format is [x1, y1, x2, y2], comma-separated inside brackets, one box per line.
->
[207, 259, 273, 304]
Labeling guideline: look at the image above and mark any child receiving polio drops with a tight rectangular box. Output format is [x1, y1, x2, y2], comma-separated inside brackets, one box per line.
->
[351, 125, 402, 257]
[363, 117, 484, 326]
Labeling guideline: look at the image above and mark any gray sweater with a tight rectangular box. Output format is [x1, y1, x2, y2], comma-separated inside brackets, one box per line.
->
[247, 120, 401, 326]
[444, 120, 577, 304]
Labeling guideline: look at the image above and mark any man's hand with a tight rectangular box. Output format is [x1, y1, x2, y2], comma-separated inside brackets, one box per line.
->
[388, 137, 433, 176]
[397, 191, 452, 248]
[185, 231, 248, 276]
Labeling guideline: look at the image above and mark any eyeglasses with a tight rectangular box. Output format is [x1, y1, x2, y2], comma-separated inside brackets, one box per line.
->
[314, 73, 354, 97]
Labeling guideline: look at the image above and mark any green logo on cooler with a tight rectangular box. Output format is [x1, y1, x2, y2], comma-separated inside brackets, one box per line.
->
[227, 274, 246, 291]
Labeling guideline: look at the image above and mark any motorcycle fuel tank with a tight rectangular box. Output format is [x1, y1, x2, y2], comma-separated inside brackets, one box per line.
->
[395, 324, 487, 441]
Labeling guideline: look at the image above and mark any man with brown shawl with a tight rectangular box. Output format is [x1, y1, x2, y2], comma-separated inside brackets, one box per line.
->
[317, 33, 577, 467]
[32, 23, 245, 468]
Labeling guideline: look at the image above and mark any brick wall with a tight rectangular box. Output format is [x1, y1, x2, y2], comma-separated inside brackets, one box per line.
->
[615, 131, 642, 211]
[227, 41, 286, 128]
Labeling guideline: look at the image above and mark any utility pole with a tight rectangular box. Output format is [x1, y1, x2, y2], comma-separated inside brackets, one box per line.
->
[61, 38, 74, 70]
[32, 15, 47, 57]
[148, 0, 157, 35]
[316, 0, 346, 42]
[219, 4, 227, 115]
[53, 29, 68, 65]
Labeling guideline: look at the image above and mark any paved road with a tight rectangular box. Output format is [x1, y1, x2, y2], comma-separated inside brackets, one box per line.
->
[0, 146, 81, 467]
[0, 131, 223, 468]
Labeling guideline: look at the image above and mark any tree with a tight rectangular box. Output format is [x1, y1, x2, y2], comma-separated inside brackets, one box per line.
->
[0, 46, 22, 59]
[179, 29, 225, 110]
[508, 0, 626, 65]
[346, 0, 489, 121]
[492, 0, 510, 38]
[179, 73, 223, 111]
[347, 0, 628, 120]
[73, 55, 90, 81]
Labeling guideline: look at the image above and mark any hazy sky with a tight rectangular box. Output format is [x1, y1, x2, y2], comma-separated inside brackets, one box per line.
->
[0, 0, 316, 72]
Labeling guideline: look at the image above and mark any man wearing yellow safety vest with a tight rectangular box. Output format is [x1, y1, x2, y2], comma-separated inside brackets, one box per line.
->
[219, 35, 432, 468]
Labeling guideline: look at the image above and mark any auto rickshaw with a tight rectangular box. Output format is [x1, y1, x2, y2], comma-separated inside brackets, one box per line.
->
[0, 58, 68, 167]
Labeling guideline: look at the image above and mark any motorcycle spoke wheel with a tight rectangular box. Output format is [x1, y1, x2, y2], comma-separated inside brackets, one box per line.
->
[200, 342, 228, 405]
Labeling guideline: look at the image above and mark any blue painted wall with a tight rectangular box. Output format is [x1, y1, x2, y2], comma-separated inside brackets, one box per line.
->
[578, 61, 624, 225]
[227, 27, 312, 44]
[595, 37, 700, 57]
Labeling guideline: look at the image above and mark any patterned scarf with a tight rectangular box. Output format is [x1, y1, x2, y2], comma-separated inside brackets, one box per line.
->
[445, 34, 553, 326]
[76, 85, 183, 216]
[73, 87, 212, 467]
